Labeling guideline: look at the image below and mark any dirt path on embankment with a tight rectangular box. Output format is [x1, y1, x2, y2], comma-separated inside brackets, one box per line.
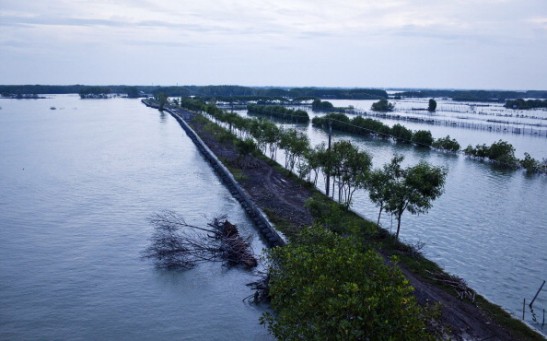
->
[186, 115, 314, 236]
[182, 110, 541, 341]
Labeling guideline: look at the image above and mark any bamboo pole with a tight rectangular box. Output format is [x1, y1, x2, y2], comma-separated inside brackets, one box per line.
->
[529, 280, 546, 308]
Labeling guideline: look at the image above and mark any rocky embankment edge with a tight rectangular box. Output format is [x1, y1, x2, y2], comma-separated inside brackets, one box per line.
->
[142, 99, 286, 248]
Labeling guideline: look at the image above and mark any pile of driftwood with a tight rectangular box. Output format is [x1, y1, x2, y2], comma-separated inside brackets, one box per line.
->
[143, 210, 257, 270]
[427, 270, 476, 303]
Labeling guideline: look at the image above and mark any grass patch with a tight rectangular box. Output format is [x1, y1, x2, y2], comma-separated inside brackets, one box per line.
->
[262, 208, 298, 237]
[225, 164, 247, 181]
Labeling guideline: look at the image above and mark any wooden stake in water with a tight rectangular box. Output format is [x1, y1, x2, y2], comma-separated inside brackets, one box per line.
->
[522, 298, 526, 320]
[529, 280, 546, 308]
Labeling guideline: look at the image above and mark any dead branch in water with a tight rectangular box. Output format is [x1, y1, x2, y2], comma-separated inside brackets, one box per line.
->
[426, 270, 476, 303]
[143, 210, 257, 270]
[245, 272, 271, 304]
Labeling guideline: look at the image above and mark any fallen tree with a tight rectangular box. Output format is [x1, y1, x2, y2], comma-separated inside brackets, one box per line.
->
[143, 210, 257, 270]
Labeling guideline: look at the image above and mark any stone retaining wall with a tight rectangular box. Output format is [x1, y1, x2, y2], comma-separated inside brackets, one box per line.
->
[142, 99, 286, 247]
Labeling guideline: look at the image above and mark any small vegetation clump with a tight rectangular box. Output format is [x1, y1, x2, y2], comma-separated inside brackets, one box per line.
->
[463, 139, 518, 167]
[520, 153, 547, 174]
[412, 130, 434, 147]
[371, 98, 395, 112]
[428, 98, 437, 112]
[247, 104, 310, 123]
[311, 98, 334, 111]
[391, 123, 413, 143]
[432, 135, 461, 152]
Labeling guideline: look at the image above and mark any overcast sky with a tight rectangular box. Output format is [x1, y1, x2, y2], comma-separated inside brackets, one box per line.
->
[1, 0, 546, 89]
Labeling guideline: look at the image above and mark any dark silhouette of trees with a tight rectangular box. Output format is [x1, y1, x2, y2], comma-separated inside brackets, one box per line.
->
[432, 135, 460, 152]
[412, 130, 434, 147]
[428, 98, 437, 112]
[391, 124, 413, 143]
[154, 92, 168, 110]
[371, 99, 395, 112]
[311, 99, 334, 112]
[464, 140, 518, 167]
[505, 99, 547, 110]
[247, 105, 309, 123]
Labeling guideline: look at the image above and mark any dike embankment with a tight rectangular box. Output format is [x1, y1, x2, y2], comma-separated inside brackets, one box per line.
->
[141, 99, 545, 340]
[142, 99, 286, 248]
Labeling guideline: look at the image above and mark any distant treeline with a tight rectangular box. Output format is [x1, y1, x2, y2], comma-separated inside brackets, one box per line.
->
[311, 99, 346, 112]
[504, 99, 547, 110]
[4, 85, 546, 103]
[0, 85, 143, 98]
[0, 85, 388, 100]
[394, 89, 547, 102]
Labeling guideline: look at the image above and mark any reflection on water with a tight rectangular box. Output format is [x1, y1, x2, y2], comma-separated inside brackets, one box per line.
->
[159, 110, 167, 123]
[0, 95, 271, 340]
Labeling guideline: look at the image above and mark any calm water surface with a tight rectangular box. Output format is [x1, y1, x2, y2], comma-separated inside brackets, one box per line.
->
[0, 95, 271, 340]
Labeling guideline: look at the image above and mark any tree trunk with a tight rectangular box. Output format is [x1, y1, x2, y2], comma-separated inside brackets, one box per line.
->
[376, 204, 383, 226]
[395, 213, 402, 240]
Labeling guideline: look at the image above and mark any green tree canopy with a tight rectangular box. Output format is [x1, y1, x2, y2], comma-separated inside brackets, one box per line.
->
[412, 130, 434, 147]
[262, 226, 433, 340]
[367, 155, 401, 226]
[311, 98, 335, 111]
[154, 92, 168, 110]
[371, 99, 395, 112]
[463, 139, 518, 167]
[432, 135, 460, 152]
[391, 123, 413, 143]
[330, 141, 372, 207]
[428, 98, 437, 112]
[386, 158, 447, 240]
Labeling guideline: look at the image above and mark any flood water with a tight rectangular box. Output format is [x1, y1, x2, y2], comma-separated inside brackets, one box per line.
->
[329, 99, 547, 158]
[1, 95, 545, 338]
[0, 95, 271, 340]
[237, 99, 547, 335]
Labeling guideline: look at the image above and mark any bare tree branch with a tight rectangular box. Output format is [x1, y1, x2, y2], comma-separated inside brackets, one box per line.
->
[143, 211, 257, 271]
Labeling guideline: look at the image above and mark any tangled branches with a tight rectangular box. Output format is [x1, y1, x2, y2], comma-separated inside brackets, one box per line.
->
[143, 210, 257, 270]
[245, 273, 271, 304]
[427, 270, 476, 302]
